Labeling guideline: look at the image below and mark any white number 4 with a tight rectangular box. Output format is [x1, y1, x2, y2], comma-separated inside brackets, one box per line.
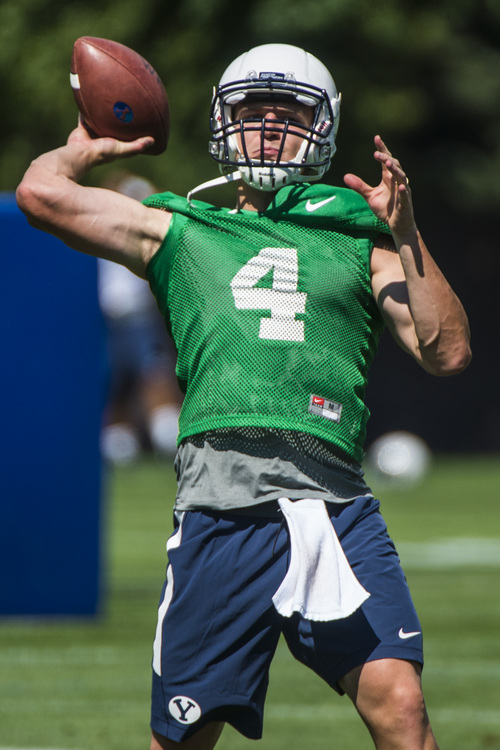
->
[230, 247, 307, 342]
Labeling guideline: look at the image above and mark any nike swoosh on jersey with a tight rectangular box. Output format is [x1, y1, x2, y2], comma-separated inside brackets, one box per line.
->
[398, 628, 421, 640]
[305, 196, 337, 212]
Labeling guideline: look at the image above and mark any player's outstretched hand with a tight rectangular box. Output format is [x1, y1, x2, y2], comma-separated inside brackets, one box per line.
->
[67, 117, 155, 166]
[344, 135, 417, 240]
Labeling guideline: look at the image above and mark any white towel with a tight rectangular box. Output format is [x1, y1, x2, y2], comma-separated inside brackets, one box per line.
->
[272, 498, 370, 621]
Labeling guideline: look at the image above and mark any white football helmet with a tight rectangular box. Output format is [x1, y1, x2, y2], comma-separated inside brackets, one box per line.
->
[209, 43, 341, 192]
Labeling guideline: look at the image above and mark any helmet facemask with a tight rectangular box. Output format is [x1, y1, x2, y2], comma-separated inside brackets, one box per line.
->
[210, 77, 338, 191]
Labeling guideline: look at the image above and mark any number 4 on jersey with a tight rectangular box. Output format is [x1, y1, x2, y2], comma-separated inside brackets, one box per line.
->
[230, 247, 307, 342]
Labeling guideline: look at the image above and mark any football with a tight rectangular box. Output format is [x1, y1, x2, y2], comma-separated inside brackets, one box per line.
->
[70, 36, 170, 155]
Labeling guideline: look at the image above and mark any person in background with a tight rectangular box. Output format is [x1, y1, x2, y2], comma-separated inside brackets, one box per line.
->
[98, 172, 181, 464]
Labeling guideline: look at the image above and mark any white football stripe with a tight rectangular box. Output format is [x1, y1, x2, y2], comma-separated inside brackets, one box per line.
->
[69, 72, 80, 90]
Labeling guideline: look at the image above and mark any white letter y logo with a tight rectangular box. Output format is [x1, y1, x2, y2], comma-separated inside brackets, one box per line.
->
[168, 696, 202, 724]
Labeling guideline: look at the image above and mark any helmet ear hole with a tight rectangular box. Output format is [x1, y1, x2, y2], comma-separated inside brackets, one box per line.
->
[209, 43, 341, 191]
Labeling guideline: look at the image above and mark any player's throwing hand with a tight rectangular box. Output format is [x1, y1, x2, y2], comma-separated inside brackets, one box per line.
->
[66, 117, 155, 166]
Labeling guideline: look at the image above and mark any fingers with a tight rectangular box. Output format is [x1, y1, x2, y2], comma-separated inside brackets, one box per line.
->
[345, 136, 413, 215]
[374, 134, 389, 155]
[67, 114, 155, 155]
[106, 135, 156, 157]
[343, 172, 373, 198]
[90, 136, 156, 166]
[67, 127, 155, 162]
[373, 135, 411, 195]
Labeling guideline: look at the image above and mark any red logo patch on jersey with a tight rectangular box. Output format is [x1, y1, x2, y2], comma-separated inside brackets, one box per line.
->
[308, 394, 343, 423]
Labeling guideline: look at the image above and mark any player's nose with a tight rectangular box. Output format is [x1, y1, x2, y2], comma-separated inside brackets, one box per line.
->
[262, 112, 285, 137]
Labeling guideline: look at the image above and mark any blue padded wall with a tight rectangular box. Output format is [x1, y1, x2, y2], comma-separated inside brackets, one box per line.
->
[0, 194, 106, 616]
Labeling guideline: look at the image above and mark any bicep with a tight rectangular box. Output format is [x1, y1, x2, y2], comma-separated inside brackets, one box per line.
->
[51, 185, 172, 277]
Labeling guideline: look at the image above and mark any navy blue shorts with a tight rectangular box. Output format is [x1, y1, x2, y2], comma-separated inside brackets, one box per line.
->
[150, 496, 423, 742]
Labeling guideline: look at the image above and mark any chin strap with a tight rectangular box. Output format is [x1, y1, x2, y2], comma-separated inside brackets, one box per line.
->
[187, 170, 242, 203]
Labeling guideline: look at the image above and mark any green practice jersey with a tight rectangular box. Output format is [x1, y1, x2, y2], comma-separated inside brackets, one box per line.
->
[145, 183, 389, 463]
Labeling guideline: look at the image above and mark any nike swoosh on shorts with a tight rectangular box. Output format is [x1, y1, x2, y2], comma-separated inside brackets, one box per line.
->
[398, 628, 421, 639]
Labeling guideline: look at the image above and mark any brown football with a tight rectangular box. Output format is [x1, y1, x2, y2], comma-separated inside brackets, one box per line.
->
[70, 36, 170, 155]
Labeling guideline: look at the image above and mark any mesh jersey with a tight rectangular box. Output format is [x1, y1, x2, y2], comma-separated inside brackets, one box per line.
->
[145, 183, 389, 463]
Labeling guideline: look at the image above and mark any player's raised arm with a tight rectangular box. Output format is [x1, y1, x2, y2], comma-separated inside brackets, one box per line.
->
[16, 123, 171, 278]
[345, 135, 472, 377]
[16, 36, 172, 279]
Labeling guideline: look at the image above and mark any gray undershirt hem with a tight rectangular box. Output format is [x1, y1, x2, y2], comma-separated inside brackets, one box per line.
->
[174, 429, 372, 512]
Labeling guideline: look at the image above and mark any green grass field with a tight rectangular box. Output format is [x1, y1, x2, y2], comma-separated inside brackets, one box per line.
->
[1, 455, 500, 750]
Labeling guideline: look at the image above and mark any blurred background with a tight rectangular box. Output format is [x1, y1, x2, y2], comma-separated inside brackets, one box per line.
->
[1, 2, 499, 748]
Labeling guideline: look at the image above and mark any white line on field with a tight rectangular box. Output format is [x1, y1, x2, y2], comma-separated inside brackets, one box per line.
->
[0, 645, 122, 667]
[266, 704, 500, 726]
[434, 708, 500, 725]
[397, 537, 500, 568]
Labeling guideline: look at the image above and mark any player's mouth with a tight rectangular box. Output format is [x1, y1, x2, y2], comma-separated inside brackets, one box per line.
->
[250, 147, 282, 161]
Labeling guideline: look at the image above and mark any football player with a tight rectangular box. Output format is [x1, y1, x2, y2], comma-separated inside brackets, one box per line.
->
[17, 43, 471, 750]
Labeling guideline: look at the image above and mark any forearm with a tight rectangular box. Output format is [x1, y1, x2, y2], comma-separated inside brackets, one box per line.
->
[17, 142, 97, 231]
[16, 131, 168, 275]
[17, 123, 155, 226]
[394, 228, 471, 376]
